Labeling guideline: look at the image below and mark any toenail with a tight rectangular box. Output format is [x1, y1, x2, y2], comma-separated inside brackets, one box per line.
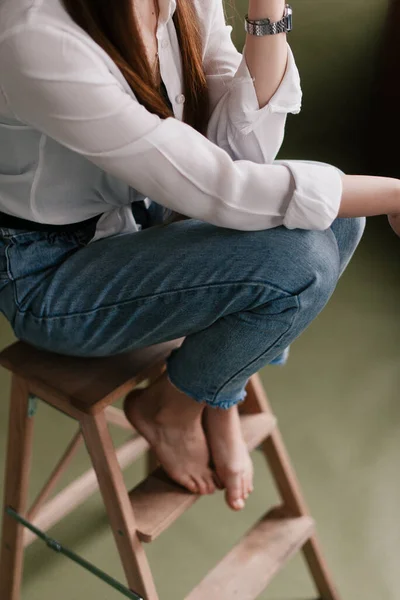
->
[233, 499, 245, 510]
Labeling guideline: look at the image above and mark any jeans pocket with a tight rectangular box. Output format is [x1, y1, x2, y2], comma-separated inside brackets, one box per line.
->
[0, 237, 12, 321]
[6, 230, 83, 310]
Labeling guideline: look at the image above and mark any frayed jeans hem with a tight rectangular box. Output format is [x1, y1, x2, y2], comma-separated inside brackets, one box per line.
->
[166, 368, 247, 410]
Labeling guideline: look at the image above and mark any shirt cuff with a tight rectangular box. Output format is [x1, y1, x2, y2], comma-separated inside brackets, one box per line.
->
[280, 161, 343, 230]
[227, 44, 302, 136]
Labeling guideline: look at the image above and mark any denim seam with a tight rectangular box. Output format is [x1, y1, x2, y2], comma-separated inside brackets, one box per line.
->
[1, 229, 88, 242]
[14, 280, 294, 321]
[4, 242, 14, 282]
[211, 295, 300, 404]
[165, 293, 299, 408]
[1, 242, 19, 331]
[166, 368, 246, 410]
[6, 233, 94, 312]
[1, 230, 44, 240]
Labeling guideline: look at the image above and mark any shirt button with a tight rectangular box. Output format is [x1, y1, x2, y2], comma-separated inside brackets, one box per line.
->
[175, 94, 185, 104]
[161, 39, 169, 49]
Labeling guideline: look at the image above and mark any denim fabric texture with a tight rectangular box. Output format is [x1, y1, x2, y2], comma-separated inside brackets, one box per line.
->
[0, 165, 365, 409]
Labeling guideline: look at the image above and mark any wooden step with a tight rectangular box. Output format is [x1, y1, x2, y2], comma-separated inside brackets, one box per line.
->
[240, 413, 276, 450]
[129, 413, 276, 543]
[185, 508, 315, 600]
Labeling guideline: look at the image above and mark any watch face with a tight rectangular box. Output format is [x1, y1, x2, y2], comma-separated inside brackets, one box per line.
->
[285, 5, 293, 31]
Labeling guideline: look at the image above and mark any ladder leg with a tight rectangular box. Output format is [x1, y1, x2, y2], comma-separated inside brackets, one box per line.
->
[80, 410, 158, 600]
[0, 377, 35, 600]
[245, 374, 341, 600]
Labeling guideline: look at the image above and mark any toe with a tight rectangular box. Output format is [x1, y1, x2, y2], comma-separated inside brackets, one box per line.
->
[245, 465, 254, 497]
[241, 474, 249, 500]
[242, 452, 254, 497]
[225, 472, 246, 511]
[194, 476, 209, 495]
[179, 475, 199, 494]
[212, 472, 224, 490]
[228, 494, 245, 511]
[203, 473, 216, 495]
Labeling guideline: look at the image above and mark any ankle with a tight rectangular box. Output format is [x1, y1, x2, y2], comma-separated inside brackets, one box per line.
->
[149, 377, 204, 424]
[126, 371, 205, 425]
[155, 395, 204, 427]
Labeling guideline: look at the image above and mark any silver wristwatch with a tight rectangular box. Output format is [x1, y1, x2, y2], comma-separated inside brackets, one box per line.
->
[245, 4, 293, 36]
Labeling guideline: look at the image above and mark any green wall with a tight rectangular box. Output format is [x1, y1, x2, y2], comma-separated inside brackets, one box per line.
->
[227, 0, 388, 172]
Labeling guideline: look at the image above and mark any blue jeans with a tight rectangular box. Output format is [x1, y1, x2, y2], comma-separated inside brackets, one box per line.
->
[0, 194, 365, 410]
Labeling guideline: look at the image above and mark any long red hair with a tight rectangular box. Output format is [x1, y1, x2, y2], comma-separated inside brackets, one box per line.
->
[62, 0, 210, 135]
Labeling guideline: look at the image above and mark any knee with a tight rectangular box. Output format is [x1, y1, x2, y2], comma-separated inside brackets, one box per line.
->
[331, 216, 366, 275]
[343, 216, 366, 260]
[246, 225, 341, 304]
[249, 227, 340, 331]
[283, 228, 341, 315]
[346, 216, 366, 248]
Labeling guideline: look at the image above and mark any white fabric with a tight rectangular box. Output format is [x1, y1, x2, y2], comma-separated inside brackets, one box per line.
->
[0, 0, 342, 240]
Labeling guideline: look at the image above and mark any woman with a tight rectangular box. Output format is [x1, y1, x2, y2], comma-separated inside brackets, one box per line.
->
[0, 0, 398, 512]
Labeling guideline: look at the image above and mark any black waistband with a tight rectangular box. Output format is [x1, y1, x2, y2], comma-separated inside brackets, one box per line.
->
[0, 211, 101, 233]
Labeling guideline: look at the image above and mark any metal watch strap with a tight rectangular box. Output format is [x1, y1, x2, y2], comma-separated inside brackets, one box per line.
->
[245, 4, 292, 36]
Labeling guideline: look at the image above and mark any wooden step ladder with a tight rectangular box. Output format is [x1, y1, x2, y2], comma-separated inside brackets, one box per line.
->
[0, 340, 341, 600]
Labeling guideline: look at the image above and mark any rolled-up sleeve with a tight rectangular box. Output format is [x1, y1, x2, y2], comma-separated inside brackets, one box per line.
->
[215, 46, 302, 138]
[281, 161, 343, 230]
[203, 0, 341, 229]
[0, 24, 341, 232]
[204, 0, 302, 164]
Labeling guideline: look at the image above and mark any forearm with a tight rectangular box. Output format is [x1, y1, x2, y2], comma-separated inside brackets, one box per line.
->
[339, 175, 400, 217]
[244, 0, 288, 108]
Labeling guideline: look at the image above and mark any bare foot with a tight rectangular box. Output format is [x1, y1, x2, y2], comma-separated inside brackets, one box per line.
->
[124, 372, 215, 496]
[389, 213, 400, 237]
[205, 406, 254, 511]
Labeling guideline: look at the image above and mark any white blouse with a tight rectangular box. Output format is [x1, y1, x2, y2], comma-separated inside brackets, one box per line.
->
[0, 0, 342, 241]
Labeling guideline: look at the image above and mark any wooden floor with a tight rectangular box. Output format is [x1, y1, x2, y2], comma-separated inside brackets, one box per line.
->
[0, 218, 399, 600]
